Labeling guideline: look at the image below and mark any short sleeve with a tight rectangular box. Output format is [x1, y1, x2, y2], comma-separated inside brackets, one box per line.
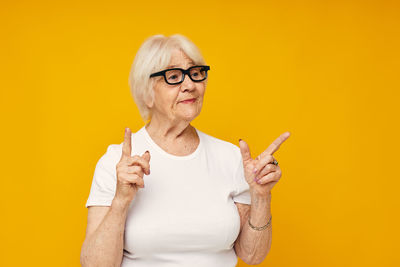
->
[232, 147, 252, 205]
[85, 144, 119, 208]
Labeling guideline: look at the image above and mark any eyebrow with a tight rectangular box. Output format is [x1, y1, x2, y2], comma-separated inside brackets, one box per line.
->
[166, 62, 195, 69]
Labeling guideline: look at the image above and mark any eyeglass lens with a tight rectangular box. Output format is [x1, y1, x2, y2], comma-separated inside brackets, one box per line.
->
[165, 67, 207, 84]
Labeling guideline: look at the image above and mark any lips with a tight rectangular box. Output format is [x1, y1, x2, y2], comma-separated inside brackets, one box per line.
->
[179, 98, 197, 103]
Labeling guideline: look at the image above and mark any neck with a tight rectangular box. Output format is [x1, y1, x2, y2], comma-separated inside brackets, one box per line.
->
[145, 113, 195, 143]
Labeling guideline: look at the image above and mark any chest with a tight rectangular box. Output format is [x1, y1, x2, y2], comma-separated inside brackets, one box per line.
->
[123, 157, 240, 257]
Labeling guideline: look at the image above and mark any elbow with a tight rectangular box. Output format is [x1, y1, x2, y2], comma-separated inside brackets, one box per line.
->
[80, 247, 101, 267]
[80, 242, 90, 267]
[80, 240, 121, 267]
[80, 251, 100, 267]
[80, 240, 96, 267]
[241, 255, 265, 266]
[235, 244, 268, 265]
[80, 252, 87, 267]
[250, 258, 266, 265]
[245, 249, 270, 265]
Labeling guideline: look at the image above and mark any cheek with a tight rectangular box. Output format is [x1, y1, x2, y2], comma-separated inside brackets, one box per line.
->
[153, 91, 177, 113]
[197, 84, 206, 98]
[155, 85, 176, 103]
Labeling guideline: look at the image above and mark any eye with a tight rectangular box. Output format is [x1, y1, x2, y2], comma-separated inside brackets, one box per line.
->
[190, 67, 206, 80]
[166, 70, 181, 81]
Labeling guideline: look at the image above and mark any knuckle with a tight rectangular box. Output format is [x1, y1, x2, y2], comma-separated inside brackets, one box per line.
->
[135, 169, 144, 177]
[246, 164, 253, 172]
[127, 165, 140, 173]
[119, 158, 130, 166]
[132, 155, 141, 161]
[127, 157, 136, 165]
[126, 173, 139, 182]
[117, 172, 126, 181]
[133, 175, 143, 185]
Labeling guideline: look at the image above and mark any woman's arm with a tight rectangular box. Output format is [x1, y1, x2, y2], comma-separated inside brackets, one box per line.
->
[80, 198, 129, 267]
[81, 128, 151, 266]
[235, 132, 290, 264]
[234, 191, 272, 265]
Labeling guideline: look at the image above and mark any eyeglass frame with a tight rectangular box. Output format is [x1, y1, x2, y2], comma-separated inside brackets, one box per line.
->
[149, 65, 210, 85]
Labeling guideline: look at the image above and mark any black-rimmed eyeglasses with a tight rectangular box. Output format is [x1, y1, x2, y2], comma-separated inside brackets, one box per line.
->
[149, 65, 210, 85]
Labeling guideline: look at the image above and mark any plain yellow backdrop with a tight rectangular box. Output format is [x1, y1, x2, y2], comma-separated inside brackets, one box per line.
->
[1, 0, 399, 266]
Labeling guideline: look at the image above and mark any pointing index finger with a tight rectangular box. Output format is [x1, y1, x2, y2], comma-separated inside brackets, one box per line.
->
[122, 127, 132, 159]
[262, 131, 291, 156]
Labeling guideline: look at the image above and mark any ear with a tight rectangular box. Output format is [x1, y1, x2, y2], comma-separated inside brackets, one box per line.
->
[144, 86, 155, 109]
[144, 94, 154, 109]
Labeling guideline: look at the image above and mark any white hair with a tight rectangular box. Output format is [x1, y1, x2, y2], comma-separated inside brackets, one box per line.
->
[128, 34, 207, 122]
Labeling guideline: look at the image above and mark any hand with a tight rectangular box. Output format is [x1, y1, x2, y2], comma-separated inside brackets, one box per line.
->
[114, 127, 151, 205]
[239, 131, 290, 197]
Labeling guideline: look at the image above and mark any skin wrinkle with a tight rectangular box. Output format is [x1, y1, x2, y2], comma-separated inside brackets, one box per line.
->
[231, 149, 274, 264]
[146, 47, 273, 264]
[144, 48, 205, 156]
[82, 43, 278, 266]
[234, 193, 272, 264]
[232, 128, 292, 264]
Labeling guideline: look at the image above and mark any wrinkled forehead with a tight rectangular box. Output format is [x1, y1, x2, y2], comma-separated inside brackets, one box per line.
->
[166, 48, 195, 68]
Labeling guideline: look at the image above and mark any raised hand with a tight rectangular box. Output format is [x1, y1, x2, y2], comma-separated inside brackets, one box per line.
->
[239, 132, 290, 196]
[114, 127, 151, 205]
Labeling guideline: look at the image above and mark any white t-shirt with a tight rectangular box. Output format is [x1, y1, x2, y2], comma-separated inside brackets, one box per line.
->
[85, 125, 251, 267]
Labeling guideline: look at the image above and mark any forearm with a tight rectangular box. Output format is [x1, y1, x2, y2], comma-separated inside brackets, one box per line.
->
[235, 191, 272, 265]
[81, 198, 129, 267]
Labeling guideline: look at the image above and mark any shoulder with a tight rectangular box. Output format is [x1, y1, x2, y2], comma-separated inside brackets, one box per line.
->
[94, 144, 121, 174]
[102, 143, 122, 159]
[101, 129, 142, 160]
[197, 128, 241, 162]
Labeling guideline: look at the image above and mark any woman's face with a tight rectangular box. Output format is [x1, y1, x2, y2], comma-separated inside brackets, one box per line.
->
[148, 48, 206, 123]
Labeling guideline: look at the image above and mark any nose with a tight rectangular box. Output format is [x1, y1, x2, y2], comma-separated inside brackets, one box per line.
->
[180, 73, 196, 91]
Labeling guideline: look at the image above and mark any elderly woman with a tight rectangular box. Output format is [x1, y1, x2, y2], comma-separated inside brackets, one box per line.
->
[80, 34, 290, 267]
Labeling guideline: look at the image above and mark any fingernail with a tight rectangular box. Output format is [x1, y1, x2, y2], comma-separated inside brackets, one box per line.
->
[253, 168, 257, 173]
[254, 177, 258, 182]
[145, 150, 149, 154]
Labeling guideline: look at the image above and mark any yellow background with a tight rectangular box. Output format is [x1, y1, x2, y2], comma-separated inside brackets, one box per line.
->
[1, 0, 399, 266]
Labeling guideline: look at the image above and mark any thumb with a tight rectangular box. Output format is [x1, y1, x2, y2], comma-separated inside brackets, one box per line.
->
[142, 150, 151, 162]
[141, 150, 151, 175]
[238, 139, 252, 163]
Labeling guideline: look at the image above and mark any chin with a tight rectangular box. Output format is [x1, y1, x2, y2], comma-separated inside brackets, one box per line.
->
[179, 111, 200, 122]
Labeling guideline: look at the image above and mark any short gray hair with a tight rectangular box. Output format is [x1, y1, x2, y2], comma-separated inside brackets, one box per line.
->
[128, 34, 207, 122]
